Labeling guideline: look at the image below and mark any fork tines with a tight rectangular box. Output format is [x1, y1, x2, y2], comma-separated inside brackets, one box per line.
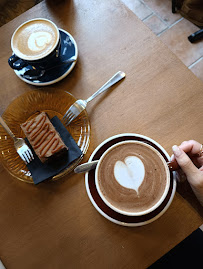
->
[62, 110, 76, 126]
[18, 146, 34, 164]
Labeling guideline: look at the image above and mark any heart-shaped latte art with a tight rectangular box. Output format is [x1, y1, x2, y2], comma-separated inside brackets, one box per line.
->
[28, 32, 52, 52]
[114, 156, 145, 195]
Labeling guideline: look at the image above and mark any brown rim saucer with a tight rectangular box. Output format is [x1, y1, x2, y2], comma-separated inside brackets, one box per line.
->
[85, 134, 176, 226]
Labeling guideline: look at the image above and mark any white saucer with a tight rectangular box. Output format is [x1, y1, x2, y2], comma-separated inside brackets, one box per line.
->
[85, 133, 177, 227]
[14, 29, 78, 86]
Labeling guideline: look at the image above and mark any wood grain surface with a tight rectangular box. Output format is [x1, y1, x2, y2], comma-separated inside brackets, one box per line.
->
[0, 0, 202, 268]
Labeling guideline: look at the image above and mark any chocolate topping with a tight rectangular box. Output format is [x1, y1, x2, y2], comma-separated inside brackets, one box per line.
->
[21, 112, 68, 163]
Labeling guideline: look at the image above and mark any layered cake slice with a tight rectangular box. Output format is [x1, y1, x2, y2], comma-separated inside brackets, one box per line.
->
[21, 112, 68, 163]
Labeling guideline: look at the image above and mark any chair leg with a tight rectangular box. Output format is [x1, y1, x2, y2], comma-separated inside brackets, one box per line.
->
[188, 29, 203, 43]
[172, 0, 177, 13]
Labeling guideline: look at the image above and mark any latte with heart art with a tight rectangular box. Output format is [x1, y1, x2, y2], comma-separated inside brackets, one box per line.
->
[12, 19, 59, 61]
[95, 141, 170, 216]
[114, 156, 145, 195]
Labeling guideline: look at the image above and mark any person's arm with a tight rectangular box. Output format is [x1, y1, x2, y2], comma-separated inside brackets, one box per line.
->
[172, 140, 203, 206]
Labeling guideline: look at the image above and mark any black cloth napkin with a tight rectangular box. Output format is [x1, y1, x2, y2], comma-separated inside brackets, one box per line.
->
[26, 116, 82, 185]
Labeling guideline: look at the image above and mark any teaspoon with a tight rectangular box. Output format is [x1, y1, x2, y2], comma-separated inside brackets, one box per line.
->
[21, 56, 77, 80]
[74, 160, 99, 173]
[74, 160, 179, 174]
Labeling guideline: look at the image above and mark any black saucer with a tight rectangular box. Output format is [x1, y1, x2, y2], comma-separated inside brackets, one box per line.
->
[14, 29, 78, 86]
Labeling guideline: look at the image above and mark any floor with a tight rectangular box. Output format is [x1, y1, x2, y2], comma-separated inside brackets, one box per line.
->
[121, 0, 203, 82]
[0, 0, 40, 26]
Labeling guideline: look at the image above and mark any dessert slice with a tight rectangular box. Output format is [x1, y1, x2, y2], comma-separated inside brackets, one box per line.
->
[21, 112, 68, 163]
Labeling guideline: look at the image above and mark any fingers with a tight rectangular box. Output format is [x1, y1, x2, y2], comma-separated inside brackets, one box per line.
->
[172, 141, 203, 206]
[172, 145, 199, 186]
[179, 140, 202, 155]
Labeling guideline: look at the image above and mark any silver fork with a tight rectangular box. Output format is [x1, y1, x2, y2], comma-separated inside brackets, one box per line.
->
[0, 116, 34, 163]
[62, 71, 126, 126]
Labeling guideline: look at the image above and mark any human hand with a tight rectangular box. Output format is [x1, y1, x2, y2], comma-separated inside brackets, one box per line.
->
[171, 140, 203, 206]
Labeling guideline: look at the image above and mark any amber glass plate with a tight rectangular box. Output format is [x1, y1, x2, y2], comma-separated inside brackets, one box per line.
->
[0, 89, 90, 183]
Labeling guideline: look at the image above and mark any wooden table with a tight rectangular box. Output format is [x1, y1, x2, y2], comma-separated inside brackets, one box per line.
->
[0, 0, 202, 268]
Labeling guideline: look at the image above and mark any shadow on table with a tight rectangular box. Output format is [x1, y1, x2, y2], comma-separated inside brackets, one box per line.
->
[177, 181, 203, 218]
[148, 227, 203, 269]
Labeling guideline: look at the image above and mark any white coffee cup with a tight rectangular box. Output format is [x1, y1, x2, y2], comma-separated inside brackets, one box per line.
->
[95, 141, 171, 216]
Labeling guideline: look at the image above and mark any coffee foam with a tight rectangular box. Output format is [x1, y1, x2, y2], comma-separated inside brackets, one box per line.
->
[12, 19, 59, 60]
[27, 32, 52, 52]
[97, 142, 169, 215]
[114, 156, 145, 195]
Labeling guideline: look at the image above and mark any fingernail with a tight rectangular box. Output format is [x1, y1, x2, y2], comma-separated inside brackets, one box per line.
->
[170, 154, 174, 161]
[172, 145, 182, 157]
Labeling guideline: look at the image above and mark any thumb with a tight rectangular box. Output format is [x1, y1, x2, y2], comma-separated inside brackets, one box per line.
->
[172, 145, 199, 181]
